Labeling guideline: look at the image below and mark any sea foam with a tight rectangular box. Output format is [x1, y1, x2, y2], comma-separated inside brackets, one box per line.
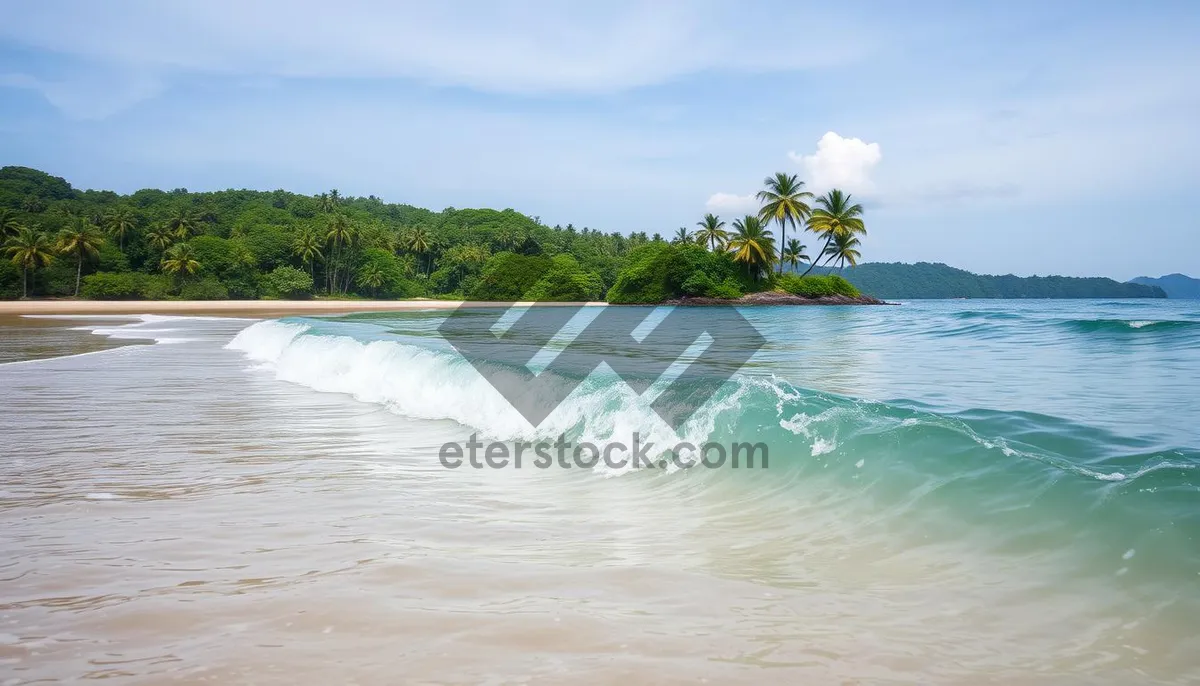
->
[225, 320, 741, 465]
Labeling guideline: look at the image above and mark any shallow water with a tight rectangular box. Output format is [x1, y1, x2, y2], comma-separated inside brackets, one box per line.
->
[1, 301, 1198, 684]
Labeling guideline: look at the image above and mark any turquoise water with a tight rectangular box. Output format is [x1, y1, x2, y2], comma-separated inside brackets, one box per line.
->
[233, 299, 1200, 600]
[8, 301, 1194, 682]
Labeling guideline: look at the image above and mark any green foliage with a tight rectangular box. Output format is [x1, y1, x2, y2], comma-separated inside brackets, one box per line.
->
[0, 259, 20, 298]
[0, 167, 75, 208]
[180, 277, 229, 300]
[1, 167, 667, 302]
[471, 252, 553, 300]
[707, 278, 744, 300]
[138, 275, 174, 300]
[727, 215, 776, 280]
[240, 225, 294, 271]
[356, 249, 419, 298]
[776, 274, 861, 298]
[81, 272, 141, 299]
[188, 235, 258, 297]
[523, 254, 604, 301]
[260, 266, 314, 299]
[96, 241, 130, 272]
[607, 243, 748, 303]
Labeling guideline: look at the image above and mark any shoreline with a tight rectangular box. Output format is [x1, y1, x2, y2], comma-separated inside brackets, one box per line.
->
[0, 299, 608, 317]
[0, 296, 893, 316]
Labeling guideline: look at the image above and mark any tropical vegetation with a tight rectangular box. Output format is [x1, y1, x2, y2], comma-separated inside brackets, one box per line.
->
[0, 164, 881, 303]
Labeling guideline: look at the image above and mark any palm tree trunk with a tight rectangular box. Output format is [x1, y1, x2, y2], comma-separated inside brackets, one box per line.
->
[75, 254, 83, 296]
[21, 266, 27, 299]
[777, 220, 786, 275]
[800, 236, 832, 277]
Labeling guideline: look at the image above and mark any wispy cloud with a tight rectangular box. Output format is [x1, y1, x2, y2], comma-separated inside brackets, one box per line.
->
[0, 1, 876, 103]
[0, 69, 161, 120]
[704, 192, 758, 215]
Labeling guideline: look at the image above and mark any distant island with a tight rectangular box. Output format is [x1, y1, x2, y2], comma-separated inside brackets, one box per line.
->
[813, 262, 1166, 299]
[1129, 274, 1200, 299]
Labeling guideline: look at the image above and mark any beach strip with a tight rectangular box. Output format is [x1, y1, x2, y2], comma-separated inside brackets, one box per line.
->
[0, 299, 607, 317]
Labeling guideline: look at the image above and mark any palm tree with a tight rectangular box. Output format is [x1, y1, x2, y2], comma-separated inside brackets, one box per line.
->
[727, 215, 775, 280]
[757, 172, 813, 274]
[672, 227, 693, 244]
[695, 213, 727, 251]
[146, 225, 175, 252]
[292, 229, 324, 281]
[494, 226, 525, 252]
[161, 243, 201, 284]
[0, 208, 20, 238]
[325, 214, 356, 293]
[102, 206, 137, 251]
[4, 227, 55, 298]
[404, 226, 432, 276]
[21, 196, 44, 213]
[317, 192, 334, 214]
[356, 263, 385, 297]
[166, 207, 201, 240]
[824, 232, 862, 271]
[56, 217, 105, 296]
[804, 189, 865, 275]
[781, 239, 809, 272]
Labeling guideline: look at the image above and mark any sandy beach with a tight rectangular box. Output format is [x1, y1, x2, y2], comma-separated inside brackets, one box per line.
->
[0, 299, 605, 317]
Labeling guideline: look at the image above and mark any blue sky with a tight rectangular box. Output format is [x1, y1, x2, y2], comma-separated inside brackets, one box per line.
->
[1, 0, 1197, 279]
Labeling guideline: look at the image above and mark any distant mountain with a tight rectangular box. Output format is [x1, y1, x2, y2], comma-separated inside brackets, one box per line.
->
[802, 262, 1167, 299]
[1129, 274, 1200, 299]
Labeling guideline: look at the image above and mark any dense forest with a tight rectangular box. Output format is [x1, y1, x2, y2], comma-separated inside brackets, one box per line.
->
[825, 262, 1166, 299]
[0, 166, 863, 303]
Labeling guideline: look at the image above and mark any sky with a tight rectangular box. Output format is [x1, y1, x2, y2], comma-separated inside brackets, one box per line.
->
[1, 0, 1197, 280]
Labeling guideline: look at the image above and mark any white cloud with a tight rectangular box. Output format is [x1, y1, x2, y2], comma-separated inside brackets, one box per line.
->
[704, 192, 758, 215]
[789, 131, 882, 193]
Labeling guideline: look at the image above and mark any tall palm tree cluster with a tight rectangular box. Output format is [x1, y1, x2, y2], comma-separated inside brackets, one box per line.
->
[1, 204, 224, 298]
[290, 194, 436, 296]
[2, 209, 108, 298]
[676, 173, 866, 279]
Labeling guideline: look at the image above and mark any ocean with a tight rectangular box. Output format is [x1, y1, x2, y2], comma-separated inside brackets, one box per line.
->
[1, 300, 1198, 684]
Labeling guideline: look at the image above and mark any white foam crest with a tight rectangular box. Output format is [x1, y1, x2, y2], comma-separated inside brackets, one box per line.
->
[226, 320, 311, 361]
[812, 437, 838, 456]
[779, 405, 846, 457]
[227, 321, 752, 473]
